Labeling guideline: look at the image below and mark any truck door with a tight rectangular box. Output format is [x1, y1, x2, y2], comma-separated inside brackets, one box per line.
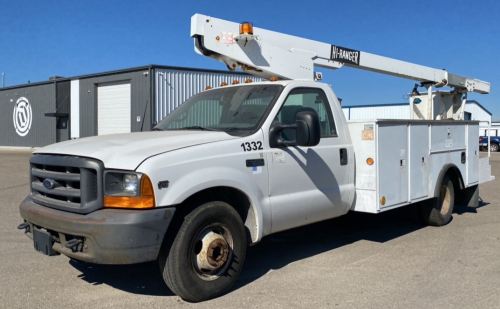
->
[267, 87, 352, 233]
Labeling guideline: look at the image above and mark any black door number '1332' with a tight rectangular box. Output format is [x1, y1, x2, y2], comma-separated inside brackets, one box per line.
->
[241, 141, 263, 152]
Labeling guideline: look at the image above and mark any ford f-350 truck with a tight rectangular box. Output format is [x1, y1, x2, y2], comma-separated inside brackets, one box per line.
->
[17, 14, 494, 302]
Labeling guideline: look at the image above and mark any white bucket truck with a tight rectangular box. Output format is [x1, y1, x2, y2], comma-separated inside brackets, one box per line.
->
[17, 14, 494, 302]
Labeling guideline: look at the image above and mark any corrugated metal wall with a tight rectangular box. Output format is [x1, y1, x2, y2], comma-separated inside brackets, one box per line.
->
[154, 68, 262, 122]
[78, 69, 151, 137]
[342, 104, 410, 120]
[0, 83, 56, 147]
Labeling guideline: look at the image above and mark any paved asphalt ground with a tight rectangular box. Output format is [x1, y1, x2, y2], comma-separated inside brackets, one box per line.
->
[1, 149, 499, 309]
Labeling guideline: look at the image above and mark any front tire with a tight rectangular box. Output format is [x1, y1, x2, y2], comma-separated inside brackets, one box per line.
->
[421, 175, 455, 226]
[159, 201, 247, 302]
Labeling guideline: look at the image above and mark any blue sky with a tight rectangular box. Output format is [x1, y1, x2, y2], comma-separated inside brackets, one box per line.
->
[1, 0, 499, 117]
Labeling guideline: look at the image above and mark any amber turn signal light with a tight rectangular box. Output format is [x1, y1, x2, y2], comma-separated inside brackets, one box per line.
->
[141, 175, 154, 198]
[104, 196, 155, 209]
[366, 158, 374, 165]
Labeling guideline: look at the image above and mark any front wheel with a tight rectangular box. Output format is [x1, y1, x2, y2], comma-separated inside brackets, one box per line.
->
[159, 201, 247, 302]
[421, 175, 455, 226]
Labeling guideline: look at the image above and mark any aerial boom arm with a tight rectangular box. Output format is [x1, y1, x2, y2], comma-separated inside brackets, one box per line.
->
[191, 14, 489, 94]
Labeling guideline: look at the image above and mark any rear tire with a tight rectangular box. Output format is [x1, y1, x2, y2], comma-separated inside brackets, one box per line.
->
[159, 201, 247, 302]
[421, 175, 455, 226]
[490, 143, 499, 152]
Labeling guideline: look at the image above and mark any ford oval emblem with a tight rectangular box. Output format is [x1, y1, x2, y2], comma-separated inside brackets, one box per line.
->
[43, 179, 55, 189]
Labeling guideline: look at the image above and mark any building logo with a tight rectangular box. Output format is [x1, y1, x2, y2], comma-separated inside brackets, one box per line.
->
[13, 97, 32, 136]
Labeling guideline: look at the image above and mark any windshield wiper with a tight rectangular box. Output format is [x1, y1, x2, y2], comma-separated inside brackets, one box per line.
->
[179, 126, 219, 131]
[152, 127, 164, 131]
[221, 127, 241, 132]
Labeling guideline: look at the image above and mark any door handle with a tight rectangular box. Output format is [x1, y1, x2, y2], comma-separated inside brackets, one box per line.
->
[339, 148, 348, 165]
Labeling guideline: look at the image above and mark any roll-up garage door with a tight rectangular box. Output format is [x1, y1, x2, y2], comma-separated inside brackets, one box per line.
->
[97, 81, 131, 135]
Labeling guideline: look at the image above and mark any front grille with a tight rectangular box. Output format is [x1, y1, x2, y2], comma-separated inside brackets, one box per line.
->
[30, 155, 104, 214]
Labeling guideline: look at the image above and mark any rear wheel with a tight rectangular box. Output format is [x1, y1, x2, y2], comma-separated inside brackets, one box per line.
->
[159, 201, 247, 302]
[421, 175, 455, 226]
[490, 143, 499, 152]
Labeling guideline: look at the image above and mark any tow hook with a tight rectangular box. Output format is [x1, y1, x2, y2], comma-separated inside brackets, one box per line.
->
[65, 239, 83, 249]
[17, 222, 30, 231]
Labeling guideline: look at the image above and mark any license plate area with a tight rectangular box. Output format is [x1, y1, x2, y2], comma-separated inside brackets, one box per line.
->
[33, 228, 59, 256]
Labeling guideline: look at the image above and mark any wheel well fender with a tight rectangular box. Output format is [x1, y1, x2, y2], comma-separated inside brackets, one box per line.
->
[174, 186, 259, 244]
[434, 163, 464, 198]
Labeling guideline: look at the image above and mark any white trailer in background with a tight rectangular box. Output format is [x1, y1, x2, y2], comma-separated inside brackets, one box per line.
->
[17, 14, 494, 303]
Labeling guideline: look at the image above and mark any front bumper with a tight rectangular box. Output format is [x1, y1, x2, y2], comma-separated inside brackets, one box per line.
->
[19, 195, 175, 264]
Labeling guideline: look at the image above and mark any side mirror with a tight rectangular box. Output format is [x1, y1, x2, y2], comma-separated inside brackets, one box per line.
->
[269, 110, 321, 148]
[295, 110, 321, 146]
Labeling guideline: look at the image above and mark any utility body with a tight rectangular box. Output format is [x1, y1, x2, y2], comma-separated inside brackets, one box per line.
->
[18, 14, 494, 302]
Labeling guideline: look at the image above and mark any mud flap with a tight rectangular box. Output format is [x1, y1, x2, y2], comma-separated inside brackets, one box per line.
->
[458, 185, 479, 208]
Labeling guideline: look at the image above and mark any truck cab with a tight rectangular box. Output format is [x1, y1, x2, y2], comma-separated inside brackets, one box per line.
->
[20, 80, 354, 249]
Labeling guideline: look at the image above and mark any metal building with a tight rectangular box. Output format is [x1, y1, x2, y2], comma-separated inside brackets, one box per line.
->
[462, 100, 492, 122]
[482, 120, 500, 137]
[342, 103, 410, 120]
[342, 100, 492, 123]
[0, 65, 260, 148]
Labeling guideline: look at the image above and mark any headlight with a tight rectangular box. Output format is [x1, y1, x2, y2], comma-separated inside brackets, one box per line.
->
[103, 171, 155, 209]
[123, 174, 139, 195]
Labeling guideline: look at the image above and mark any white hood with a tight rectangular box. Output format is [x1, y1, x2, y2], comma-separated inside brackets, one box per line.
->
[35, 131, 237, 170]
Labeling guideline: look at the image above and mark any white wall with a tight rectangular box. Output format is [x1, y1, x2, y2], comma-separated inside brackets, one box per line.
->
[70, 79, 80, 138]
[342, 101, 491, 123]
[464, 102, 492, 123]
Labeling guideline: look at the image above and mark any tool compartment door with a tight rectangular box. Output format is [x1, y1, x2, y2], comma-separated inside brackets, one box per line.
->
[377, 124, 408, 208]
[467, 123, 480, 185]
[409, 124, 429, 200]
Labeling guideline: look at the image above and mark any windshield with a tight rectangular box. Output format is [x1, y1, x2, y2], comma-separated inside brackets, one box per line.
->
[154, 84, 283, 135]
